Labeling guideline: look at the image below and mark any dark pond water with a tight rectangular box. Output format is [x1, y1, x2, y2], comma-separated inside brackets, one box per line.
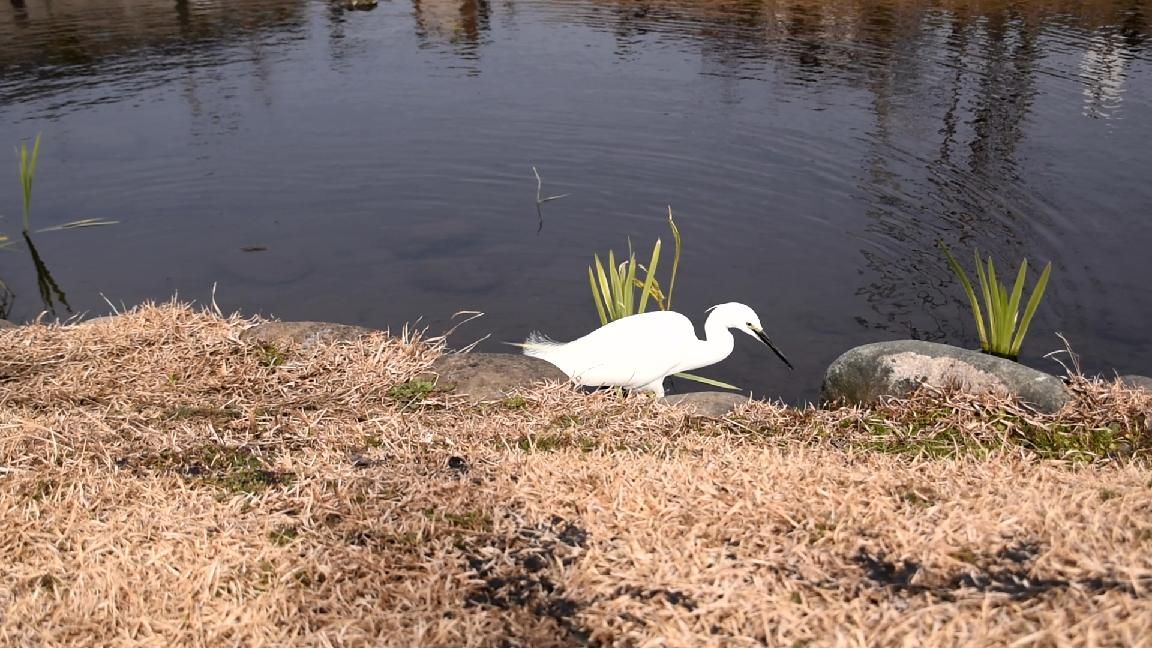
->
[2, 0, 1151, 404]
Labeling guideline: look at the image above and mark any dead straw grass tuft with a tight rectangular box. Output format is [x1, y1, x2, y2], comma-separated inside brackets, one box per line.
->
[2, 302, 1151, 646]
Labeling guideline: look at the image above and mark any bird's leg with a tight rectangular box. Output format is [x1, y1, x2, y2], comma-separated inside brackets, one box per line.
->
[639, 379, 666, 398]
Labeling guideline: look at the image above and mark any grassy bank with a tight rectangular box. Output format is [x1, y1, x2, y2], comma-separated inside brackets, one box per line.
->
[1, 303, 1150, 646]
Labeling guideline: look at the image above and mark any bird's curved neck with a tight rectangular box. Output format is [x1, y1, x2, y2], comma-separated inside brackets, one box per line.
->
[675, 317, 735, 373]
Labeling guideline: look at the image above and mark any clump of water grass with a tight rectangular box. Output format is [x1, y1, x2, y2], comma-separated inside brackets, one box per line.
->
[587, 207, 734, 391]
[588, 206, 681, 325]
[939, 240, 1052, 361]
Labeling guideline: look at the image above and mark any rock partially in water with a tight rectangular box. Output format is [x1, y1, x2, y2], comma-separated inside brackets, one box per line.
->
[1119, 375, 1152, 393]
[823, 340, 1068, 414]
[241, 321, 378, 349]
[0, 319, 16, 329]
[420, 353, 568, 403]
[662, 392, 749, 417]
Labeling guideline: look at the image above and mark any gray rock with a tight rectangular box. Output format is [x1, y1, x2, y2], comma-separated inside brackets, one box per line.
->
[823, 340, 1068, 414]
[419, 352, 568, 403]
[1119, 375, 1152, 393]
[662, 392, 750, 417]
[240, 321, 378, 349]
[0, 319, 16, 329]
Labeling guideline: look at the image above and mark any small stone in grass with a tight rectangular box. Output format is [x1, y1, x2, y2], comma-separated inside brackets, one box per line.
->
[662, 392, 749, 417]
[418, 353, 568, 403]
[241, 321, 377, 349]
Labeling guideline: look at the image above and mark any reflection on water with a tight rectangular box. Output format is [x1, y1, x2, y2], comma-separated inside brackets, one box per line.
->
[0, 234, 71, 320]
[854, 7, 1046, 342]
[414, 0, 490, 55]
[1, 0, 1150, 403]
[1081, 31, 1135, 119]
[1, 0, 308, 110]
[23, 233, 72, 318]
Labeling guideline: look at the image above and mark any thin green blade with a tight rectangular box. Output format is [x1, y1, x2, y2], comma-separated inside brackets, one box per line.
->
[972, 251, 996, 351]
[29, 133, 40, 180]
[607, 249, 624, 319]
[666, 206, 681, 310]
[989, 258, 1013, 354]
[984, 257, 1004, 351]
[588, 266, 608, 325]
[593, 254, 614, 321]
[939, 241, 987, 349]
[19, 134, 41, 232]
[672, 372, 741, 391]
[637, 238, 661, 314]
[36, 218, 120, 232]
[1004, 258, 1028, 347]
[623, 250, 638, 316]
[1010, 261, 1052, 356]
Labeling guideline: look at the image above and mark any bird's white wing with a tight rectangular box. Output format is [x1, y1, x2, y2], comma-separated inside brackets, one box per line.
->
[550, 311, 697, 389]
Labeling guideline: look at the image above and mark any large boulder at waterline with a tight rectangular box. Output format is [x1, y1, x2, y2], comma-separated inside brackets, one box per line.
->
[662, 392, 750, 418]
[822, 340, 1068, 414]
[420, 352, 568, 403]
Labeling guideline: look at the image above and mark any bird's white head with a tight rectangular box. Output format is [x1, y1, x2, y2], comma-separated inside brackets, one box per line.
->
[705, 302, 763, 337]
[705, 302, 794, 370]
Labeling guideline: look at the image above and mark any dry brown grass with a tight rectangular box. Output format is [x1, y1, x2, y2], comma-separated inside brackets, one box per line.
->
[2, 302, 1151, 647]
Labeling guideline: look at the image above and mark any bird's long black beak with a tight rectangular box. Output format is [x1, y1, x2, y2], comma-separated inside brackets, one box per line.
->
[753, 327, 794, 370]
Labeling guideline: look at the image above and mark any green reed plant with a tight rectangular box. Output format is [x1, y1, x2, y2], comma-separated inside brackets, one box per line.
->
[588, 244, 657, 325]
[938, 240, 1052, 361]
[3, 134, 118, 318]
[588, 206, 680, 325]
[587, 207, 736, 390]
[10, 134, 117, 235]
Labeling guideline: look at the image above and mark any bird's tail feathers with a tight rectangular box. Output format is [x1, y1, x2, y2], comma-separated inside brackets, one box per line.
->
[525, 331, 561, 346]
[505, 331, 562, 358]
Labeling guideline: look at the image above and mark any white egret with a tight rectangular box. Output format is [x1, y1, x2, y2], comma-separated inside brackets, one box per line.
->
[518, 302, 793, 397]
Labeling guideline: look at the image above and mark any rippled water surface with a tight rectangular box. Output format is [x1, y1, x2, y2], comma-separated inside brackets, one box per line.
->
[2, 0, 1150, 403]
